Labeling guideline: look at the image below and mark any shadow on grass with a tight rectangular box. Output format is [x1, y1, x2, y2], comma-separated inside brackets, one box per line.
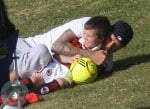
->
[113, 54, 150, 72]
[98, 54, 150, 80]
[136, 107, 150, 109]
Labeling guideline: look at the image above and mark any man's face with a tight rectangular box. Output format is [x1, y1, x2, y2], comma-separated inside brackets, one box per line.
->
[104, 34, 123, 53]
[83, 29, 103, 49]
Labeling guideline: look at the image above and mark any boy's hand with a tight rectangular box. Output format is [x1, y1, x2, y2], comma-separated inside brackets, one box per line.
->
[30, 73, 44, 87]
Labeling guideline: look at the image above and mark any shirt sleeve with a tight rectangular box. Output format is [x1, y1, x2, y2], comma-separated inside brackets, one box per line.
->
[67, 17, 90, 38]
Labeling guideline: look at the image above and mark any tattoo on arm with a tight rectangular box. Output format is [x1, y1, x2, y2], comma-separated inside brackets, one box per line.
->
[52, 29, 92, 57]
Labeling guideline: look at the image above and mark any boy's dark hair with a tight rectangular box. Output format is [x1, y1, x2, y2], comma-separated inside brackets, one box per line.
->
[0, 0, 16, 39]
[84, 16, 111, 38]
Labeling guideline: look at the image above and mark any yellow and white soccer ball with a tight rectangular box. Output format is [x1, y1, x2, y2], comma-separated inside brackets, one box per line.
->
[69, 57, 98, 84]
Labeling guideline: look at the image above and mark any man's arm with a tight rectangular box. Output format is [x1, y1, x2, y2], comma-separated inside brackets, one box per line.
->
[51, 29, 107, 66]
[52, 29, 92, 57]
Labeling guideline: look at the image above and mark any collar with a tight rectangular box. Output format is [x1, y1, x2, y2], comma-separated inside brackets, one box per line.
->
[79, 38, 102, 51]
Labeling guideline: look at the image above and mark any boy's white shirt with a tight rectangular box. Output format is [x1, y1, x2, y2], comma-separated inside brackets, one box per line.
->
[40, 58, 72, 85]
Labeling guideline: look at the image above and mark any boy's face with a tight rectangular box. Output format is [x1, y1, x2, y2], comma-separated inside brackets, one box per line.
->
[104, 34, 123, 53]
[83, 29, 104, 49]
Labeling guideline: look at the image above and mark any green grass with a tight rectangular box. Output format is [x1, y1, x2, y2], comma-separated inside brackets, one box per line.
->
[5, 0, 150, 109]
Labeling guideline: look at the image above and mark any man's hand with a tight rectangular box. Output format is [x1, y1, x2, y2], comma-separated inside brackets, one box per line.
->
[90, 50, 108, 66]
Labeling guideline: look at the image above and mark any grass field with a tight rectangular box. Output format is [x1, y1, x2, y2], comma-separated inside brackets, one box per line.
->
[5, 0, 150, 109]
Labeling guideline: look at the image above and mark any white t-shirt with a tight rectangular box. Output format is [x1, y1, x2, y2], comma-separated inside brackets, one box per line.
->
[24, 17, 91, 55]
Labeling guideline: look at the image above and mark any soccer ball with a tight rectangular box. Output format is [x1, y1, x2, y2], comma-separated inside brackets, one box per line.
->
[69, 57, 98, 84]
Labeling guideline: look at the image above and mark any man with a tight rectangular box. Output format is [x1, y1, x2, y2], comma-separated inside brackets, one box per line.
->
[54, 20, 133, 72]
[10, 20, 133, 95]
